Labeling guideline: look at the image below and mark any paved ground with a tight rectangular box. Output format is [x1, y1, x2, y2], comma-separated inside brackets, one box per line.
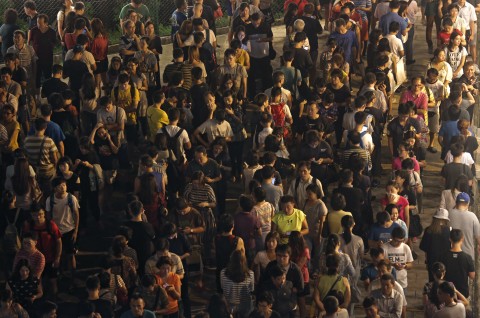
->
[54, 19, 446, 317]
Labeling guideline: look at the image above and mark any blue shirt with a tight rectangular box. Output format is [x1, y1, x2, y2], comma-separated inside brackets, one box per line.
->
[28, 121, 66, 145]
[171, 10, 187, 36]
[120, 309, 156, 318]
[368, 222, 401, 243]
[379, 12, 407, 40]
[328, 30, 358, 64]
[438, 120, 460, 153]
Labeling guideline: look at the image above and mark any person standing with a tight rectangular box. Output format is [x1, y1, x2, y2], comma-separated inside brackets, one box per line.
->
[23, 1, 38, 41]
[119, 0, 151, 29]
[300, 4, 323, 81]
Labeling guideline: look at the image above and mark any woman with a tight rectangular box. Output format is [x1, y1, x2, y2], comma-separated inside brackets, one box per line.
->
[302, 184, 327, 253]
[184, 171, 217, 217]
[0, 104, 20, 167]
[380, 181, 410, 228]
[57, 0, 74, 45]
[312, 254, 351, 315]
[174, 20, 194, 57]
[145, 21, 163, 89]
[321, 234, 355, 277]
[400, 77, 429, 122]
[187, 46, 207, 81]
[457, 119, 479, 157]
[105, 56, 122, 94]
[392, 142, 421, 172]
[155, 256, 181, 318]
[57, 156, 81, 199]
[284, 3, 298, 35]
[395, 169, 418, 212]
[7, 259, 43, 312]
[79, 73, 98, 135]
[253, 231, 279, 283]
[327, 70, 351, 145]
[126, 9, 145, 36]
[288, 231, 310, 318]
[90, 18, 109, 95]
[271, 195, 309, 244]
[299, 129, 334, 189]
[222, 90, 246, 182]
[439, 174, 470, 211]
[134, 171, 165, 234]
[110, 236, 138, 291]
[423, 262, 469, 317]
[0, 9, 20, 57]
[220, 250, 255, 318]
[251, 187, 276, 245]
[216, 75, 238, 106]
[0, 289, 29, 318]
[9, 157, 40, 211]
[420, 208, 452, 281]
[231, 39, 250, 71]
[126, 58, 149, 139]
[233, 26, 249, 51]
[135, 36, 159, 106]
[427, 49, 453, 96]
[444, 31, 467, 79]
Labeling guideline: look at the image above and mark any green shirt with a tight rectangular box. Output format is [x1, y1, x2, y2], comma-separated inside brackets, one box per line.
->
[272, 208, 306, 244]
[119, 3, 151, 22]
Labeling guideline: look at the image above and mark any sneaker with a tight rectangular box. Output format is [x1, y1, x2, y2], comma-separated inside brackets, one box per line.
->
[427, 146, 438, 153]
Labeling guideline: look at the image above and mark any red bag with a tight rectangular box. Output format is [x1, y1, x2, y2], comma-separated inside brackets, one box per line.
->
[270, 102, 289, 138]
[214, 6, 223, 19]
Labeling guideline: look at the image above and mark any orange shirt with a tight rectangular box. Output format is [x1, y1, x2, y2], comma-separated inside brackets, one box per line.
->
[155, 273, 181, 314]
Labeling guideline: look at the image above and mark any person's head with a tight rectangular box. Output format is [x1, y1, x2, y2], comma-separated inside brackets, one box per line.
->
[194, 145, 208, 164]
[39, 301, 58, 318]
[325, 253, 340, 275]
[388, 21, 400, 34]
[239, 2, 250, 18]
[376, 211, 392, 226]
[52, 177, 67, 196]
[218, 213, 234, 233]
[275, 244, 291, 266]
[331, 192, 346, 211]
[330, 69, 343, 85]
[57, 156, 74, 175]
[156, 255, 173, 277]
[239, 195, 254, 212]
[455, 191, 471, 210]
[74, 1, 85, 14]
[128, 200, 144, 218]
[269, 263, 287, 288]
[390, 227, 406, 247]
[449, 30, 463, 49]
[85, 275, 100, 292]
[123, 19, 136, 35]
[432, 262, 446, 280]
[380, 273, 396, 295]
[369, 247, 385, 264]
[363, 296, 379, 318]
[4, 8, 18, 25]
[13, 258, 32, 281]
[426, 68, 439, 83]
[13, 30, 26, 48]
[129, 293, 146, 317]
[324, 296, 340, 315]
[1, 104, 15, 122]
[264, 231, 279, 251]
[280, 195, 296, 215]
[450, 142, 464, 158]
[376, 53, 390, 68]
[437, 281, 456, 302]
[256, 291, 275, 315]
[306, 183, 323, 201]
[448, 3, 460, 16]
[24, 1, 37, 15]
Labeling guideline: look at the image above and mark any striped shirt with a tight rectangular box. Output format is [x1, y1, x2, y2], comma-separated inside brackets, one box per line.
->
[6, 44, 37, 71]
[24, 135, 58, 177]
[220, 269, 255, 314]
[183, 183, 216, 209]
[342, 146, 372, 171]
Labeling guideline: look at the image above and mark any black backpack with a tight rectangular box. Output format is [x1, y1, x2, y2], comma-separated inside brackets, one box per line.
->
[161, 126, 185, 164]
[294, 176, 319, 202]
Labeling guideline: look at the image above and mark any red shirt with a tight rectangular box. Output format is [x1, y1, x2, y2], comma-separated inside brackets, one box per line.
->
[23, 220, 61, 263]
[438, 29, 462, 46]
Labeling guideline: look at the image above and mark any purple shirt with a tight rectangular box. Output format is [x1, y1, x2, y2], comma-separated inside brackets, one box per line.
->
[233, 212, 261, 249]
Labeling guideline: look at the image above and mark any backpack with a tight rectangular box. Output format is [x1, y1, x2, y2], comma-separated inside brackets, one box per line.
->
[161, 126, 185, 164]
[270, 102, 288, 137]
[201, 29, 217, 68]
[3, 209, 21, 254]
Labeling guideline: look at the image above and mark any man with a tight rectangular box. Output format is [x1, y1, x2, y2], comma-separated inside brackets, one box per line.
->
[234, 195, 262, 264]
[0, 79, 19, 113]
[193, 108, 233, 147]
[65, 34, 96, 74]
[363, 297, 381, 318]
[292, 32, 313, 85]
[1, 67, 22, 100]
[3, 53, 28, 89]
[120, 293, 156, 318]
[29, 14, 56, 95]
[62, 45, 90, 92]
[144, 238, 184, 278]
[163, 48, 192, 88]
[119, 20, 140, 63]
[96, 96, 127, 146]
[24, 0, 38, 36]
[190, 67, 210, 129]
[329, 18, 360, 67]
[184, 17, 217, 49]
[188, 0, 216, 34]
[458, 0, 477, 62]
[301, 4, 323, 80]
[13, 232, 45, 279]
[387, 103, 421, 157]
[433, 281, 467, 317]
[172, 198, 205, 245]
[186, 145, 222, 185]
[160, 107, 191, 166]
[46, 177, 80, 281]
[253, 152, 283, 187]
[379, 0, 409, 41]
[214, 49, 248, 100]
[441, 229, 475, 299]
[440, 145, 474, 189]
[146, 91, 169, 142]
[245, 13, 274, 97]
[260, 165, 284, 212]
[287, 161, 324, 206]
[381, 227, 413, 290]
[258, 264, 297, 316]
[264, 71, 292, 108]
[85, 275, 114, 318]
[23, 204, 62, 297]
[171, 0, 188, 39]
[119, 0, 151, 28]
[111, 73, 140, 143]
[24, 118, 59, 194]
[342, 131, 373, 170]
[370, 274, 403, 318]
[6, 30, 37, 95]
[29, 103, 65, 156]
[41, 64, 69, 99]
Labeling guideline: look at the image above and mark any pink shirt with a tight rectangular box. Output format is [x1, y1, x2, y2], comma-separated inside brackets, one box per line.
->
[392, 157, 420, 172]
[400, 90, 428, 120]
[380, 196, 409, 222]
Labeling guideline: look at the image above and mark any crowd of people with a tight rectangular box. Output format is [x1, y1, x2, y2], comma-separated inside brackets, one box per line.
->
[0, 0, 479, 316]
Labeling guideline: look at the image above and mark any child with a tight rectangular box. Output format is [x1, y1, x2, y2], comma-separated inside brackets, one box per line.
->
[425, 68, 445, 153]
[253, 112, 274, 152]
[243, 151, 263, 194]
[407, 101, 429, 147]
[437, 17, 463, 48]
[385, 204, 408, 241]
[319, 38, 337, 79]
[269, 87, 293, 139]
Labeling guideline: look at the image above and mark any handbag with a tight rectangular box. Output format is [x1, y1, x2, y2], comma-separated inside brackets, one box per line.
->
[408, 210, 423, 237]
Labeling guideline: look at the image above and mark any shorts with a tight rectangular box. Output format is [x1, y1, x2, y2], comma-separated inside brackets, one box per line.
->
[61, 230, 77, 255]
[298, 281, 310, 297]
[428, 110, 439, 133]
[425, 0, 438, 16]
[43, 263, 60, 278]
[466, 29, 477, 47]
[94, 58, 108, 74]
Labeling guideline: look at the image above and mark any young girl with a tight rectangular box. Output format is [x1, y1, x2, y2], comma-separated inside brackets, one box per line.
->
[380, 181, 410, 229]
[444, 31, 467, 79]
[269, 87, 293, 139]
[253, 112, 274, 152]
[105, 56, 122, 94]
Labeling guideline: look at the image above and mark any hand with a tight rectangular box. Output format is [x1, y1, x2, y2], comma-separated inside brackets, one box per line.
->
[75, 159, 82, 166]
[394, 262, 405, 270]
[317, 158, 324, 164]
[53, 258, 60, 268]
[204, 176, 213, 183]
[198, 202, 210, 208]
[72, 231, 78, 242]
[184, 227, 192, 234]
[225, 107, 234, 115]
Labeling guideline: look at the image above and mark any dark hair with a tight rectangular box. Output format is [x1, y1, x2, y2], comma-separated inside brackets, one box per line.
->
[207, 293, 231, 318]
[331, 192, 346, 210]
[239, 195, 254, 212]
[4, 9, 18, 24]
[325, 234, 340, 255]
[128, 200, 143, 217]
[218, 213, 234, 233]
[341, 215, 355, 244]
[325, 253, 340, 275]
[391, 227, 405, 239]
[86, 275, 100, 290]
[324, 296, 340, 314]
[156, 255, 173, 268]
[225, 250, 250, 283]
[438, 281, 456, 297]
[289, 231, 306, 265]
[450, 229, 463, 243]
[12, 259, 32, 281]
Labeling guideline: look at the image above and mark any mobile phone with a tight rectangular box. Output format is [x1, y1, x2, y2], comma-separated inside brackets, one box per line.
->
[271, 177, 276, 185]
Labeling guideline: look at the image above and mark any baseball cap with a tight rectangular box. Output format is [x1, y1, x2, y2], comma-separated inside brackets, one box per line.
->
[433, 208, 449, 221]
[456, 192, 470, 203]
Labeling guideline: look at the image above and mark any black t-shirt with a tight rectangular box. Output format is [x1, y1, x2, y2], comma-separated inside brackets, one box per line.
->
[63, 59, 89, 91]
[190, 83, 210, 129]
[262, 260, 304, 294]
[441, 250, 474, 297]
[76, 151, 100, 191]
[253, 166, 282, 186]
[326, 83, 351, 105]
[124, 220, 155, 266]
[245, 22, 274, 40]
[333, 186, 364, 221]
[299, 141, 333, 161]
[51, 111, 78, 136]
[414, 145, 427, 163]
[300, 15, 322, 50]
[86, 299, 114, 318]
[292, 48, 313, 78]
[11, 66, 28, 85]
[441, 163, 473, 189]
[41, 78, 69, 99]
[365, 106, 384, 138]
[296, 115, 333, 136]
[231, 16, 251, 35]
[387, 117, 421, 156]
[400, 188, 417, 206]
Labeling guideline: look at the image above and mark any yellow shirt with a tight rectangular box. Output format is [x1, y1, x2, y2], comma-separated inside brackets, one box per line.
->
[146, 106, 169, 141]
[112, 85, 140, 125]
[235, 49, 249, 68]
[327, 210, 353, 235]
[272, 208, 306, 244]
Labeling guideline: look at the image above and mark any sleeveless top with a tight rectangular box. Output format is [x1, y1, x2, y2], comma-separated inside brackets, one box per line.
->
[215, 234, 238, 270]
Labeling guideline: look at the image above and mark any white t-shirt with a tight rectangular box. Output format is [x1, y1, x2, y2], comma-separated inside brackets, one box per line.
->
[183, 29, 217, 47]
[264, 87, 292, 107]
[157, 125, 191, 158]
[433, 302, 466, 318]
[445, 46, 468, 77]
[65, 49, 96, 74]
[46, 193, 80, 234]
[385, 34, 404, 58]
[452, 16, 468, 32]
[196, 119, 234, 144]
[444, 152, 474, 166]
[97, 106, 127, 144]
[382, 242, 413, 288]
